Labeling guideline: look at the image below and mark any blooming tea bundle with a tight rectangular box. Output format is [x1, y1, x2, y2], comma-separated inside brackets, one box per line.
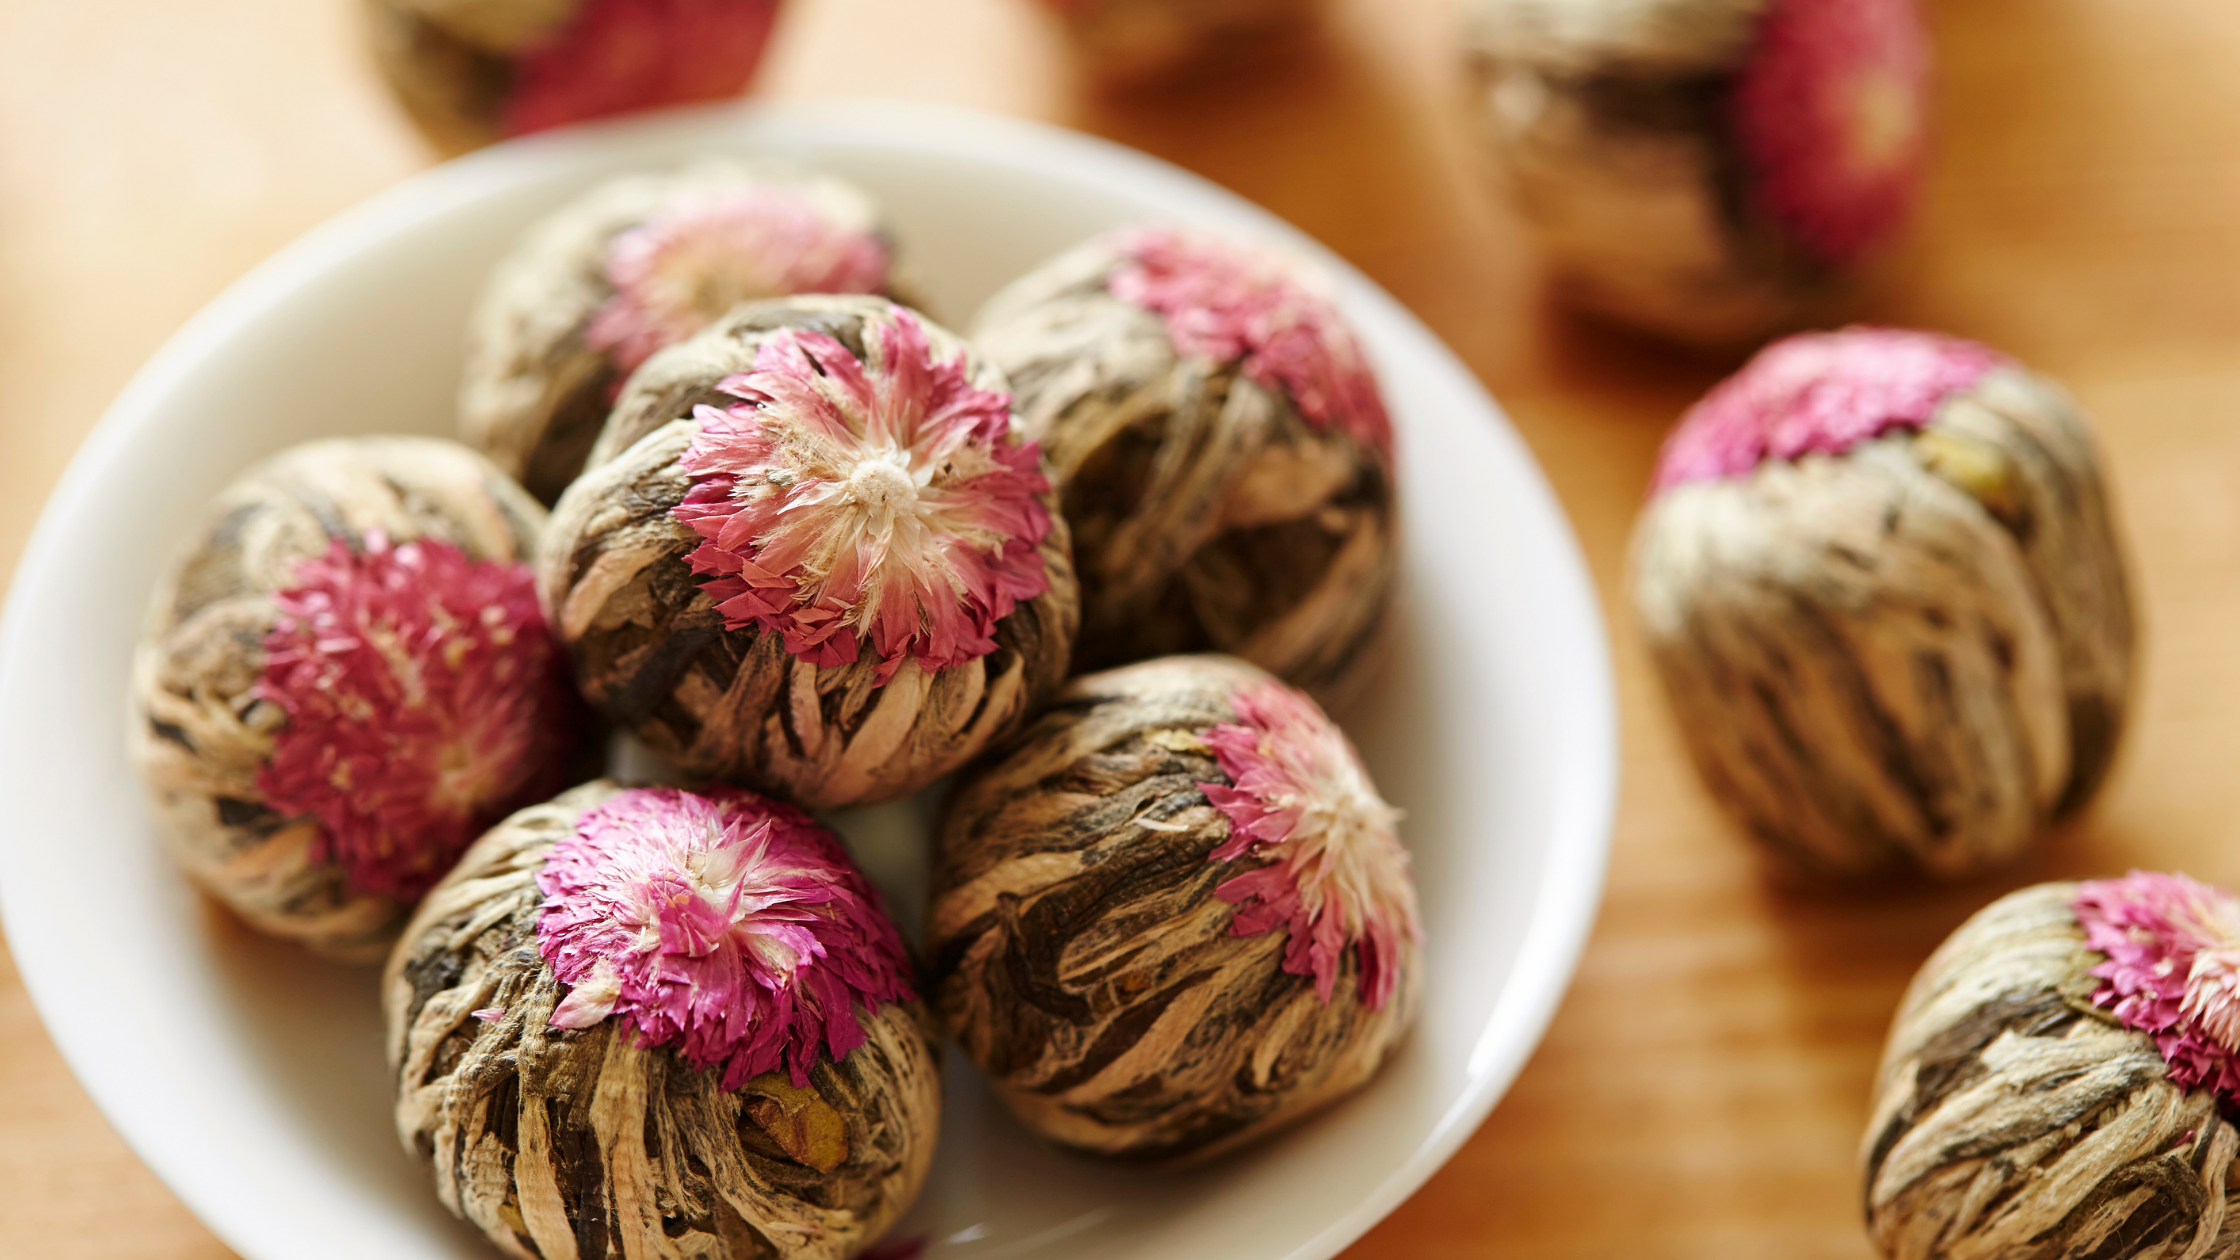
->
[460, 160, 909, 505]
[1864, 874, 2240, 1257]
[386, 780, 937, 1259]
[540, 295, 1078, 808]
[1633, 329, 2133, 880]
[131, 436, 582, 958]
[1464, 0, 1932, 344]
[972, 225, 1396, 703]
[930, 655, 1421, 1160]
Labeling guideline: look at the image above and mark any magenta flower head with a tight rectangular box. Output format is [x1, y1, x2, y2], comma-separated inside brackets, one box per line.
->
[131, 437, 582, 959]
[930, 655, 1421, 1161]
[1200, 680, 1420, 1010]
[1866, 879, 2240, 1254]
[535, 786, 916, 1088]
[541, 295, 1079, 809]
[1631, 329, 2133, 880]
[973, 226, 1397, 700]
[367, 0, 784, 155]
[460, 161, 906, 506]
[386, 780, 940, 1259]
[255, 531, 577, 902]
[1465, 0, 1932, 345]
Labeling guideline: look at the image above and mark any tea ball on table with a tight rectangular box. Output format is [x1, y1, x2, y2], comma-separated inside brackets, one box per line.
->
[386, 780, 938, 1260]
[972, 224, 1397, 705]
[461, 160, 913, 506]
[540, 295, 1079, 809]
[366, 0, 784, 155]
[1863, 873, 2240, 1257]
[130, 436, 584, 959]
[1632, 329, 2134, 881]
[929, 654, 1422, 1161]
[1463, 0, 1932, 345]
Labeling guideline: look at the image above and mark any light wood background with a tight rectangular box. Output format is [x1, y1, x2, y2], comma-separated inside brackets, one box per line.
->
[7, 0, 2240, 1255]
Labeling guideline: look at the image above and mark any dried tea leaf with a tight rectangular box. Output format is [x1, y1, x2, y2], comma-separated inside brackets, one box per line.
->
[744, 1073, 851, 1173]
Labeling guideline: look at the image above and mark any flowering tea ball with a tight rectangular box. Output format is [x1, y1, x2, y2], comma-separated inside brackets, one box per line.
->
[1632, 330, 2134, 880]
[367, 0, 783, 155]
[386, 780, 938, 1260]
[1863, 874, 2240, 1257]
[1464, 0, 1931, 345]
[972, 225, 1397, 703]
[540, 295, 1079, 808]
[461, 161, 910, 505]
[929, 655, 1421, 1160]
[1035, 0, 1322, 84]
[130, 436, 583, 958]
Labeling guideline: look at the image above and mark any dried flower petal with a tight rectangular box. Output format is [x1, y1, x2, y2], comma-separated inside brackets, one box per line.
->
[2074, 871, 2240, 1104]
[1108, 225, 1391, 456]
[671, 308, 1054, 682]
[535, 786, 916, 1089]
[253, 533, 574, 901]
[1198, 680, 1419, 1008]
[1651, 327, 2004, 492]
[1731, 0, 1931, 266]
[585, 187, 892, 379]
[501, 0, 782, 138]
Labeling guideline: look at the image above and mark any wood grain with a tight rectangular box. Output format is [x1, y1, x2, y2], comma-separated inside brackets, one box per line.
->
[9, 0, 2240, 1256]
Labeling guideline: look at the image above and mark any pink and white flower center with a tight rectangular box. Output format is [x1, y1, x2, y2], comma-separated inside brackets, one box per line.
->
[1199, 681, 1420, 1009]
[1651, 327, 2004, 492]
[1108, 225, 1393, 457]
[536, 787, 915, 1088]
[585, 188, 892, 378]
[253, 533, 575, 900]
[671, 309, 1054, 681]
[2075, 872, 2240, 1104]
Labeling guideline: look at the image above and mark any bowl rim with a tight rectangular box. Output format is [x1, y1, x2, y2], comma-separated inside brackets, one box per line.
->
[0, 96, 1617, 1260]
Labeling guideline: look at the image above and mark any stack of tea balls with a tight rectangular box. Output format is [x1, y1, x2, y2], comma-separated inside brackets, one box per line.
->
[130, 158, 1421, 1258]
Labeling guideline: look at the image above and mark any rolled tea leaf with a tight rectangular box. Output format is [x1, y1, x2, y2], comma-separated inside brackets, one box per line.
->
[930, 654, 1421, 1161]
[460, 160, 913, 505]
[1863, 874, 2240, 1258]
[1632, 329, 2134, 880]
[130, 436, 582, 958]
[1463, 0, 1931, 345]
[1034, 0, 1323, 84]
[540, 295, 1078, 808]
[386, 780, 938, 1259]
[972, 225, 1397, 705]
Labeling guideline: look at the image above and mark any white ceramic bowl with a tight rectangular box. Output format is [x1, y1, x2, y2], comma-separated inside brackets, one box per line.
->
[0, 101, 1614, 1260]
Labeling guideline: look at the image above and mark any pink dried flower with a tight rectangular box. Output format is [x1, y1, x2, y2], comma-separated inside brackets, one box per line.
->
[501, 0, 783, 138]
[535, 786, 916, 1088]
[471, 1007, 506, 1023]
[671, 309, 1053, 682]
[1730, 0, 1931, 266]
[1108, 225, 1391, 457]
[1198, 680, 1419, 1009]
[585, 188, 892, 379]
[253, 533, 576, 900]
[2074, 872, 2240, 1104]
[1651, 327, 2004, 492]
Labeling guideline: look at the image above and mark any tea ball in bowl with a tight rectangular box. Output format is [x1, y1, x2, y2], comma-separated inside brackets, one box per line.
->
[460, 160, 914, 505]
[386, 779, 938, 1260]
[540, 295, 1078, 808]
[130, 436, 585, 958]
[972, 225, 1397, 704]
[1632, 329, 2134, 880]
[929, 654, 1422, 1161]
[1864, 873, 2240, 1257]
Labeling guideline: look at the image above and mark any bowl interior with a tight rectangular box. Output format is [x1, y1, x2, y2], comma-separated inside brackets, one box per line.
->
[0, 101, 1614, 1260]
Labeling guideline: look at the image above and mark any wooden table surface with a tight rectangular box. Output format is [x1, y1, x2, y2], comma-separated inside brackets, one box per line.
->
[8, 0, 2240, 1255]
